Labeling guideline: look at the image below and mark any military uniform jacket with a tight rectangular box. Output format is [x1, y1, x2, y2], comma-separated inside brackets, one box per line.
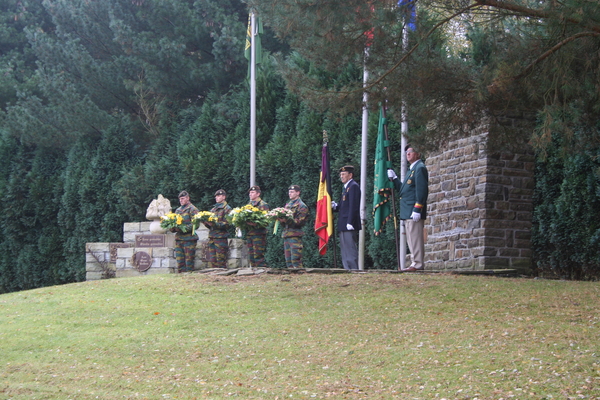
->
[247, 198, 269, 236]
[394, 159, 429, 220]
[336, 179, 361, 231]
[209, 201, 232, 239]
[175, 203, 200, 241]
[282, 198, 308, 238]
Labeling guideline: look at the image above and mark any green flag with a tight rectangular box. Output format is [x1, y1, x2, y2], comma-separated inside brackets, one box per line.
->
[372, 106, 394, 236]
[244, 13, 263, 79]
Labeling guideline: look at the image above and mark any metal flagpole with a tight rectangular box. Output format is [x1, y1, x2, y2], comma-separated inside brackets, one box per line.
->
[249, 12, 257, 187]
[358, 46, 369, 271]
[399, 10, 409, 271]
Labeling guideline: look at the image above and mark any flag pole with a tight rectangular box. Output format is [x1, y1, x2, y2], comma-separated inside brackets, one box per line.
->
[381, 104, 402, 271]
[398, 4, 411, 271]
[323, 131, 339, 269]
[358, 46, 370, 271]
[249, 11, 257, 187]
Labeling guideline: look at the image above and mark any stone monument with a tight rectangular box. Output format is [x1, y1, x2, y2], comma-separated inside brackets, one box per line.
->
[146, 194, 171, 234]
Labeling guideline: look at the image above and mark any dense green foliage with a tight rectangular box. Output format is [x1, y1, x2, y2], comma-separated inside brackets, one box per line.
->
[532, 133, 600, 280]
[1, 0, 599, 292]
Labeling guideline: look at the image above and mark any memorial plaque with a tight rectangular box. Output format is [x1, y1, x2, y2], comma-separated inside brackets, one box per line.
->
[133, 251, 153, 272]
[135, 234, 166, 248]
[109, 243, 133, 262]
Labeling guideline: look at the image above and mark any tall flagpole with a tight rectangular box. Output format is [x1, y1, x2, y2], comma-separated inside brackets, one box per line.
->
[249, 12, 257, 187]
[399, 7, 410, 270]
[358, 46, 369, 271]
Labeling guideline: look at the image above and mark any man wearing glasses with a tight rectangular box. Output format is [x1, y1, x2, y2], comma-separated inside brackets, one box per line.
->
[387, 145, 429, 272]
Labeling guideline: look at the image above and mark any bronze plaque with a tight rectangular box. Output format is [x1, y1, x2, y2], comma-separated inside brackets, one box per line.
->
[135, 235, 166, 248]
[133, 251, 153, 272]
[109, 243, 132, 262]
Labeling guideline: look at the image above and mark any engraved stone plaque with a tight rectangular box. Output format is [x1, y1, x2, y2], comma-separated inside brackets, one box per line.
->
[133, 251, 152, 272]
[135, 234, 166, 248]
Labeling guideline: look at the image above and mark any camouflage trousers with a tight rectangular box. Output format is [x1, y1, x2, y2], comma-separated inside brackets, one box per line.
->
[207, 237, 229, 269]
[284, 237, 303, 269]
[175, 239, 197, 273]
[247, 234, 267, 268]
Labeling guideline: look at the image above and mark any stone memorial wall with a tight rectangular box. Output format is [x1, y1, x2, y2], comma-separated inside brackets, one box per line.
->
[86, 222, 248, 280]
[424, 131, 534, 273]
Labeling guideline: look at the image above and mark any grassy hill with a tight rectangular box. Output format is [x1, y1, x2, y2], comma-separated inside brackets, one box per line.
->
[1, 273, 598, 399]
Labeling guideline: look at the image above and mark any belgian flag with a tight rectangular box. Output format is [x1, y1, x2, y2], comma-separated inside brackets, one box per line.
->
[314, 143, 333, 255]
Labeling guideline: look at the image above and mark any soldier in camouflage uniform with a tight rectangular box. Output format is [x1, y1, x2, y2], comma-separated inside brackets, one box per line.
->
[281, 185, 309, 269]
[204, 189, 232, 269]
[246, 185, 270, 268]
[174, 190, 199, 273]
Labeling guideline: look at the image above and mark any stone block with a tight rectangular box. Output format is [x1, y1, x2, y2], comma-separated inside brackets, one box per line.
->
[237, 268, 255, 276]
[162, 258, 177, 269]
[115, 258, 127, 270]
[140, 221, 152, 232]
[123, 232, 137, 243]
[478, 256, 509, 269]
[86, 252, 108, 263]
[164, 234, 175, 248]
[499, 248, 520, 257]
[86, 243, 110, 252]
[196, 230, 209, 241]
[86, 262, 104, 272]
[153, 247, 173, 258]
[135, 247, 153, 256]
[228, 257, 248, 269]
[228, 245, 247, 259]
[117, 247, 135, 258]
[123, 222, 140, 233]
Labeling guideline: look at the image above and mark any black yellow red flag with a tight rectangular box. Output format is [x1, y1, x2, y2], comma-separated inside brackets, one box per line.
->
[314, 143, 333, 254]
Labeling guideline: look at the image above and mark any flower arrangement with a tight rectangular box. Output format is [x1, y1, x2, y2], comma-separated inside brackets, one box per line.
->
[160, 212, 191, 233]
[192, 211, 218, 229]
[266, 207, 294, 221]
[226, 205, 269, 231]
[266, 207, 295, 235]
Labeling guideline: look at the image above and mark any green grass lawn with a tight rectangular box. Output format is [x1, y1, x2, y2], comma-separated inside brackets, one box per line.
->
[1, 272, 599, 399]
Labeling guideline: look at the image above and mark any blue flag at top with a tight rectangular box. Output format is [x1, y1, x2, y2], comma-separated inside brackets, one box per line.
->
[398, 0, 416, 31]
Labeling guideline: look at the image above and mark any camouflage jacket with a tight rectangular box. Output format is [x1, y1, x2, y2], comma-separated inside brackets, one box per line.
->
[246, 198, 270, 236]
[175, 203, 199, 241]
[209, 201, 232, 239]
[282, 198, 308, 238]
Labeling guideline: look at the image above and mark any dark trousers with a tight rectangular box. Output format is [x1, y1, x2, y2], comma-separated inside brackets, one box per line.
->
[339, 231, 359, 270]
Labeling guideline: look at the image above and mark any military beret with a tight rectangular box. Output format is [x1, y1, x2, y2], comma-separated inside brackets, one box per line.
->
[249, 185, 261, 192]
[339, 165, 355, 173]
[288, 185, 301, 192]
[178, 190, 190, 198]
[214, 189, 226, 196]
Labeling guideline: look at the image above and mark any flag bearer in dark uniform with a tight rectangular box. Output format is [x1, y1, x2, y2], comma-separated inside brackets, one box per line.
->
[281, 185, 309, 268]
[331, 165, 361, 270]
[174, 190, 199, 273]
[204, 189, 232, 269]
[246, 185, 270, 268]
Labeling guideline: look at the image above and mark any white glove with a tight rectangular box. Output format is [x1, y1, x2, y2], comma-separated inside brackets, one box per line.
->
[331, 201, 338, 209]
[387, 169, 397, 180]
[346, 224, 354, 230]
[411, 212, 421, 222]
